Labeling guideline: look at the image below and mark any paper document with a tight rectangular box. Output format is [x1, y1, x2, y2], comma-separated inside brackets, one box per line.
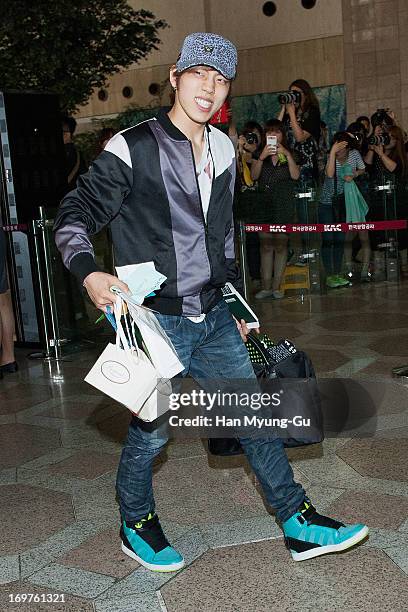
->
[116, 262, 167, 305]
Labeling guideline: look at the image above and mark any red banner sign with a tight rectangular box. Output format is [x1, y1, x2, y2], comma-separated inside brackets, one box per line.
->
[245, 220, 408, 233]
[2, 224, 28, 232]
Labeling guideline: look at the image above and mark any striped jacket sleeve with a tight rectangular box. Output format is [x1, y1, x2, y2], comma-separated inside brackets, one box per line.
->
[54, 133, 133, 284]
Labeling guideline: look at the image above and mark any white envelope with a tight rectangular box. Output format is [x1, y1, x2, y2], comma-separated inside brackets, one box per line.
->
[116, 262, 167, 304]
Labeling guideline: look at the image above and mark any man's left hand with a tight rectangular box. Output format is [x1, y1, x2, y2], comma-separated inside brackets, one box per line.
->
[235, 318, 260, 342]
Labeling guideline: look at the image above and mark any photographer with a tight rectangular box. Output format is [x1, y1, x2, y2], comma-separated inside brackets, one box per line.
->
[364, 124, 406, 176]
[278, 80, 321, 261]
[236, 121, 264, 185]
[250, 119, 300, 299]
[319, 132, 367, 287]
[278, 79, 321, 186]
[233, 121, 265, 288]
[365, 123, 408, 259]
[62, 116, 87, 192]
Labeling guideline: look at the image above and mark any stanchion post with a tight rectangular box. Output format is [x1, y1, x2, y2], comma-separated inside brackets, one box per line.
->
[375, 180, 399, 282]
[39, 206, 61, 361]
[238, 220, 249, 301]
[31, 217, 51, 359]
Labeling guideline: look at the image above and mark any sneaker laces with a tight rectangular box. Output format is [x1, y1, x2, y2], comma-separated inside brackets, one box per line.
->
[133, 512, 155, 529]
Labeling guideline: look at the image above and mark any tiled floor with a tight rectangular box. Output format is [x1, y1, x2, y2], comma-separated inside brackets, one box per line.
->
[1, 281, 408, 611]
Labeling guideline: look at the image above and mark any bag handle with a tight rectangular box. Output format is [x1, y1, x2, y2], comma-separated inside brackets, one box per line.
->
[114, 297, 140, 358]
[122, 304, 140, 351]
[114, 298, 129, 352]
[247, 333, 271, 366]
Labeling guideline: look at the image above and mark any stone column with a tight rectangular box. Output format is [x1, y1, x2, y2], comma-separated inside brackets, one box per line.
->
[342, 0, 407, 127]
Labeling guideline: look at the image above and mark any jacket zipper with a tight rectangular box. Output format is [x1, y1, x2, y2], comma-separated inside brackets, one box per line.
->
[189, 131, 214, 312]
[190, 138, 208, 229]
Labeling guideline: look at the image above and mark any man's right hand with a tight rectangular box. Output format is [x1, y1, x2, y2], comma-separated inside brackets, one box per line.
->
[83, 272, 130, 312]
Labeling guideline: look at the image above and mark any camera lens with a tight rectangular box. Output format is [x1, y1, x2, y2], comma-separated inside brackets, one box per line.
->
[368, 133, 391, 146]
[245, 132, 258, 145]
[278, 91, 301, 105]
[278, 92, 290, 105]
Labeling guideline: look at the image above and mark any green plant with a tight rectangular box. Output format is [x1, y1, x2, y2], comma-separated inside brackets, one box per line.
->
[0, 0, 167, 113]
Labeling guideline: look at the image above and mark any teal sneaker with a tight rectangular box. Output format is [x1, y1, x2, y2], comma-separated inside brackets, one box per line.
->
[282, 501, 368, 561]
[121, 512, 185, 572]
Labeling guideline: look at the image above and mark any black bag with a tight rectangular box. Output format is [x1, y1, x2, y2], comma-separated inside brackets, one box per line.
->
[208, 334, 324, 456]
[207, 437, 244, 456]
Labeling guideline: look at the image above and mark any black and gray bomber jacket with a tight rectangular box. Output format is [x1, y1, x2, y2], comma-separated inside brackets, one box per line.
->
[54, 108, 242, 316]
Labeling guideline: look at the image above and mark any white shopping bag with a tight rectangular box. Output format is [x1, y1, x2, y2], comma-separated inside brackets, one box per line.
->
[137, 382, 173, 422]
[113, 262, 183, 379]
[84, 298, 158, 414]
[126, 301, 184, 379]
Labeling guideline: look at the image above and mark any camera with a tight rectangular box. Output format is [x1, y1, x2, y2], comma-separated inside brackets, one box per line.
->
[278, 90, 302, 105]
[350, 132, 364, 146]
[368, 133, 391, 146]
[371, 109, 394, 128]
[346, 127, 364, 149]
[347, 122, 365, 143]
[245, 132, 258, 145]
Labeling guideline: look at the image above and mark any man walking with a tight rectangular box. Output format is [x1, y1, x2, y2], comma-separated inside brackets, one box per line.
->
[54, 33, 368, 572]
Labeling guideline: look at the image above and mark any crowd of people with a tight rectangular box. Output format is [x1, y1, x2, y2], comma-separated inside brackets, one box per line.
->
[228, 79, 408, 296]
[61, 79, 408, 300]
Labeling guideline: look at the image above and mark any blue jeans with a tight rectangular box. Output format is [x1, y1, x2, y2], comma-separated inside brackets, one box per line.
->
[116, 300, 305, 523]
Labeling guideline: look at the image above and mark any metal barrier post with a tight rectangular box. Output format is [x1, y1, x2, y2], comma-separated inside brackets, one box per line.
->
[31, 218, 51, 359]
[295, 186, 315, 260]
[38, 206, 62, 361]
[238, 220, 250, 301]
[375, 181, 399, 282]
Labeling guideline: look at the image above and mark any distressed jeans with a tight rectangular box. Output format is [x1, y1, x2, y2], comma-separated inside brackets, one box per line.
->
[116, 300, 305, 523]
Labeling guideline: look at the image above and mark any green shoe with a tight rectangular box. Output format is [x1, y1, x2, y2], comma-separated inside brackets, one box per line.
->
[326, 275, 339, 288]
[334, 275, 350, 287]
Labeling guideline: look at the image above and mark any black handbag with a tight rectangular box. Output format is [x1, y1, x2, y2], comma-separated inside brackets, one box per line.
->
[207, 437, 244, 456]
[208, 334, 323, 456]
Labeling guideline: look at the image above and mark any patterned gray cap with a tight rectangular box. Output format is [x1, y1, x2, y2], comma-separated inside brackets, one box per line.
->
[176, 32, 237, 80]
